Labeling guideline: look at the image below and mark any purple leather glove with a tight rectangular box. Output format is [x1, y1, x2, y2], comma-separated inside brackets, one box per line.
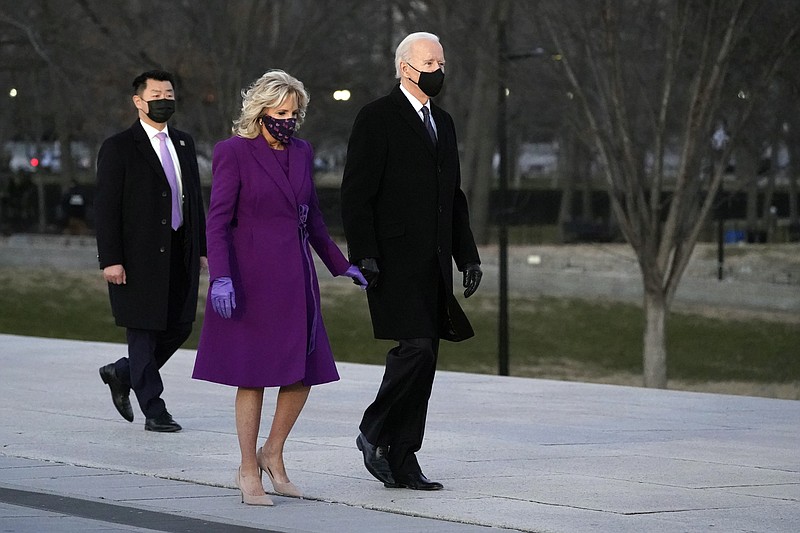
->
[211, 277, 236, 318]
[344, 264, 368, 290]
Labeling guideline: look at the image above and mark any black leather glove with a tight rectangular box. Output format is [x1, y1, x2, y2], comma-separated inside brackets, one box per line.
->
[357, 257, 380, 290]
[462, 262, 482, 298]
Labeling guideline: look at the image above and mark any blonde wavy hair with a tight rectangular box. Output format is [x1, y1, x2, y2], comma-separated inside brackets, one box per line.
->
[232, 70, 309, 138]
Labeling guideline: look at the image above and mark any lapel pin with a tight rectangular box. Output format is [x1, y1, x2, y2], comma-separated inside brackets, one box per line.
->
[180, 140, 185, 146]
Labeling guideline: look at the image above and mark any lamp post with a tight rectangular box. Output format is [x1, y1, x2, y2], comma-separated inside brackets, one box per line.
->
[711, 122, 729, 281]
[497, 17, 510, 376]
[496, 9, 547, 376]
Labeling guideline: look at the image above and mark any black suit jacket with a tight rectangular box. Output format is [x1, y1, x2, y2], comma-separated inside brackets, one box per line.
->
[341, 85, 479, 341]
[95, 120, 207, 330]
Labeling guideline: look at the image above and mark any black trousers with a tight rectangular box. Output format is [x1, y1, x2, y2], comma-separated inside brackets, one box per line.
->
[114, 228, 191, 419]
[359, 337, 440, 477]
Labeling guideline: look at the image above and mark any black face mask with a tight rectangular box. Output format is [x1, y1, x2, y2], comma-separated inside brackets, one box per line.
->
[145, 98, 175, 123]
[408, 63, 445, 98]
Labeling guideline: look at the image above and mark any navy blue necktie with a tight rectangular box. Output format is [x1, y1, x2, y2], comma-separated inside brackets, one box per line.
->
[421, 106, 437, 145]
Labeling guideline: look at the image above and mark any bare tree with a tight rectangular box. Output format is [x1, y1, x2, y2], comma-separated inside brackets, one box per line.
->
[1, 1, 379, 163]
[437, 1, 501, 245]
[539, 0, 800, 387]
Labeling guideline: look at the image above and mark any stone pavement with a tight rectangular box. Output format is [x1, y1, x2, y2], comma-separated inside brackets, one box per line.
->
[1, 334, 798, 532]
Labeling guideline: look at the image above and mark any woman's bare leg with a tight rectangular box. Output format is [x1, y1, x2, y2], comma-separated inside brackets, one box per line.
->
[236, 387, 266, 494]
[261, 381, 310, 482]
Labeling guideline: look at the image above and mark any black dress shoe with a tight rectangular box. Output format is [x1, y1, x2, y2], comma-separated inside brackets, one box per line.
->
[356, 433, 395, 485]
[99, 364, 134, 423]
[389, 471, 443, 491]
[144, 411, 182, 432]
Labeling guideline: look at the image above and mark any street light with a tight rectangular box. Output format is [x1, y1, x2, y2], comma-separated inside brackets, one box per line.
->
[497, 18, 510, 376]
[333, 89, 351, 101]
[711, 121, 729, 281]
[496, 18, 549, 376]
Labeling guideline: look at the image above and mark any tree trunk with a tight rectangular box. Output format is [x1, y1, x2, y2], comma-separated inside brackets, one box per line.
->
[556, 131, 575, 242]
[737, 147, 760, 234]
[460, 61, 496, 245]
[788, 141, 800, 225]
[579, 143, 593, 221]
[458, 2, 500, 245]
[642, 289, 668, 388]
[34, 175, 46, 232]
[761, 144, 778, 241]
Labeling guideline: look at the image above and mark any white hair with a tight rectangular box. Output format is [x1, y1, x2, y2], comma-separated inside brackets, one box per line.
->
[394, 32, 440, 79]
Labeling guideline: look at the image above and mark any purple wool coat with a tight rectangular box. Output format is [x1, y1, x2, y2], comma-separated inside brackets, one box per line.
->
[192, 135, 350, 388]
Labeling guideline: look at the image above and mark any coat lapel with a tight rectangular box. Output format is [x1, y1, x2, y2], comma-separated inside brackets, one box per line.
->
[171, 130, 193, 185]
[390, 86, 437, 158]
[430, 105, 448, 163]
[248, 136, 296, 207]
[132, 121, 167, 183]
[286, 138, 308, 199]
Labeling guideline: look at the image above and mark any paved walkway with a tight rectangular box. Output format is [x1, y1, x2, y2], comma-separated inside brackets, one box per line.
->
[1, 334, 798, 532]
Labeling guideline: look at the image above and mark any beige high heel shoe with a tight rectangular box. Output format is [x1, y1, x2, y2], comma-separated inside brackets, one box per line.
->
[257, 446, 303, 498]
[236, 466, 274, 506]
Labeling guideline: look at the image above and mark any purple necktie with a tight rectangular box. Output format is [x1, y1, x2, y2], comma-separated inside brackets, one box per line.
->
[156, 132, 182, 230]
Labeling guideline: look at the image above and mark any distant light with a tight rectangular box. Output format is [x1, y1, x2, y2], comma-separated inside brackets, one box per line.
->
[566, 91, 574, 100]
[737, 90, 748, 99]
[527, 255, 542, 265]
[333, 90, 351, 101]
[505, 88, 510, 97]
[9, 88, 17, 97]
[30, 158, 39, 167]
[551, 53, 562, 61]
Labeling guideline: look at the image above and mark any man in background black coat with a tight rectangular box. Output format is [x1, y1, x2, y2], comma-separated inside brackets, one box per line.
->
[95, 70, 207, 432]
[341, 32, 482, 490]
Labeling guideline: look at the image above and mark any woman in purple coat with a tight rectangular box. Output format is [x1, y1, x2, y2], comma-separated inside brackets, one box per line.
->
[193, 70, 366, 506]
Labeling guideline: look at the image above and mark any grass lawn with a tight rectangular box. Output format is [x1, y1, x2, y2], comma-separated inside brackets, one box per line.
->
[1, 267, 797, 397]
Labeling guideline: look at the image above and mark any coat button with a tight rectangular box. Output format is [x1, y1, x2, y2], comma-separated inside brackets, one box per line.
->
[159, 246, 166, 253]
[161, 219, 167, 225]
[438, 205, 443, 213]
[162, 191, 168, 197]
[437, 246, 442, 253]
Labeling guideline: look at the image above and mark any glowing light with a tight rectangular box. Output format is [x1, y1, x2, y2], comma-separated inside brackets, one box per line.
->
[9, 88, 17, 97]
[333, 90, 351, 101]
[30, 158, 39, 167]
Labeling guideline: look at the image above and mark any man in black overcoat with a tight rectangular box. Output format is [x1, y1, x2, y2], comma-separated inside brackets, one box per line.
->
[95, 70, 207, 432]
[341, 32, 482, 490]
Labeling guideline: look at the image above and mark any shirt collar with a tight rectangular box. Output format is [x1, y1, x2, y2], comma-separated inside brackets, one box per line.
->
[399, 83, 430, 115]
[140, 119, 169, 140]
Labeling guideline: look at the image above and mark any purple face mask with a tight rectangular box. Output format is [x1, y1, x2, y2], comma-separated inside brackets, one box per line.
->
[263, 115, 297, 144]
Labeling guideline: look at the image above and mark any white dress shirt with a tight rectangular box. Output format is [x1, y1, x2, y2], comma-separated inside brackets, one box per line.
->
[140, 120, 183, 218]
[400, 84, 437, 138]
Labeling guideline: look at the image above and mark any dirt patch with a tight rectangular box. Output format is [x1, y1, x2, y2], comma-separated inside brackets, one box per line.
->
[668, 302, 800, 324]
[513, 360, 800, 400]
